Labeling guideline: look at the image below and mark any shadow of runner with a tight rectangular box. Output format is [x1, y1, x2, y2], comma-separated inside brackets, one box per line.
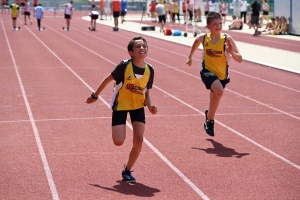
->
[192, 139, 250, 158]
[89, 180, 160, 197]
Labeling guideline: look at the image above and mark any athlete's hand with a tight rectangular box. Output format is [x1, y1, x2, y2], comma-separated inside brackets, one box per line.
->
[186, 57, 192, 66]
[148, 106, 157, 114]
[85, 97, 97, 104]
[225, 38, 234, 54]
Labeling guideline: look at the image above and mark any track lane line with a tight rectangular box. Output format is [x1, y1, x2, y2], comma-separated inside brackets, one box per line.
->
[1, 19, 60, 200]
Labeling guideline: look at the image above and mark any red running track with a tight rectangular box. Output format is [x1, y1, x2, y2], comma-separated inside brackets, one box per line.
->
[0, 11, 300, 200]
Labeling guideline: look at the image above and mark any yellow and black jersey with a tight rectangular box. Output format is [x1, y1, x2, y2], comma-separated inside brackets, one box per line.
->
[10, 3, 20, 18]
[202, 33, 229, 80]
[110, 59, 154, 111]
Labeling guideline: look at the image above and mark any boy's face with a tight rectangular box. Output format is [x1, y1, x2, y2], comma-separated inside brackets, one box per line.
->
[207, 19, 223, 33]
[129, 40, 148, 59]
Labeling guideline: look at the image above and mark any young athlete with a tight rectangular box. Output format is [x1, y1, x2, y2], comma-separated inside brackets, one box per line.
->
[186, 12, 242, 137]
[5, 2, 20, 30]
[23, 0, 32, 25]
[85, 36, 157, 183]
[88, 10, 99, 31]
[58, 0, 73, 31]
[34, 3, 43, 30]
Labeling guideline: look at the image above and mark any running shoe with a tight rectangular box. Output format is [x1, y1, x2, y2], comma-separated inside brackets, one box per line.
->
[204, 120, 214, 137]
[122, 166, 136, 183]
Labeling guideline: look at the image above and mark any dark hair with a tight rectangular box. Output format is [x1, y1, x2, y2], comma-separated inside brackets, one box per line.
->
[127, 36, 148, 51]
[206, 12, 222, 25]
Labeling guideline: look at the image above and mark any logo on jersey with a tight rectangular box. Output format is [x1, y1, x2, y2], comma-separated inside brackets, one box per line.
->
[206, 49, 222, 57]
[205, 43, 209, 46]
[126, 76, 131, 80]
[125, 84, 144, 95]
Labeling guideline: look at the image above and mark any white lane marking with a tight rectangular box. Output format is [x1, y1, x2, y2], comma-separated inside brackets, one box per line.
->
[1, 19, 60, 200]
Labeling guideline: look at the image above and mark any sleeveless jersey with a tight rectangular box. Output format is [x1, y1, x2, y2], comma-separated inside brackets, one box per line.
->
[10, 4, 19, 18]
[111, 61, 150, 111]
[202, 33, 229, 80]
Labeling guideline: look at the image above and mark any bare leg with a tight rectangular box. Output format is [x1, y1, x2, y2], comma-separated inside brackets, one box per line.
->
[125, 122, 145, 170]
[207, 80, 224, 120]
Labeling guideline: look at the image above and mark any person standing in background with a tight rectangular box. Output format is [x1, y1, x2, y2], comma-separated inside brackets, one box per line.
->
[23, 0, 32, 25]
[231, 0, 241, 18]
[240, 0, 248, 23]
[58, 1, 73, 31]
[120, 0, 127, 24]
[251, 0, 260, 36]
[111, 0, 120, 30]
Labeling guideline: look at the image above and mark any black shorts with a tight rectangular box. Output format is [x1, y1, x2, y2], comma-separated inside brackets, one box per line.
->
[121, 11, 126, 16]
[200, 69, 230, 90]
[113, 11, 120, 18]
[205, 11, 209, 15]
[34, 4, 38, 7]
[64, 14, 71, 19]
[251, 15, 259, 25]
[91, 14, 98, 19]
[263, 11, 269, 15]
[20, 2, 25, 6]
[158, 15, 166, 23]
[92, 5, 95, 8]
[24, 11, 30, 16]
[112, 107, 145, 126]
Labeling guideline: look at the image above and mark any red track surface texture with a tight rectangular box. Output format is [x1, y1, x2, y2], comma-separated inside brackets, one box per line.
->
[1, 11, 300, 200]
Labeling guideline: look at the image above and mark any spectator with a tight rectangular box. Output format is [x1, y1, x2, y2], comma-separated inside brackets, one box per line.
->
[172, 0, 180, 25]
[99, 0, 105, 20]
[231, 0, 241, 18]
[220, 0, 228, 24]
[91, 0, 95, 11]
[111, 0, 120, 30]
[155, 0, 165, 32]
[229, 15, 243, 30]
[259, 16, 288, 35]
[240, 0, 248, 23]
[149, 0, 156, 22]
[182, 0, 186, 24]
[120, 0, 127, 24]
[208, 0, 217, 14]
[259, 0, 269, 28]
[194, 0, 202, 22]
[104, 0, 112, 20]
[251, 0, 260, 36]
[204, 0, 209, 19]
[163, 1, 169, 22]
[261, 17, 276, 32]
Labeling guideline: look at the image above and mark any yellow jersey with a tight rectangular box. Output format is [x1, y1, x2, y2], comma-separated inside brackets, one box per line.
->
[111, 61, 151, 111]
[202, 33, 229, 80]
[10, 4, 19, 18]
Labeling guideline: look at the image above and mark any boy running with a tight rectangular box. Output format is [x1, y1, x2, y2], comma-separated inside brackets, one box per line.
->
[186, 12, 242, 136]
[85, 36, 157, 182]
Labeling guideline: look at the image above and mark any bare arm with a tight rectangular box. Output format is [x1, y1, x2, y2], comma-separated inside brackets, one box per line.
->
[225, 36, 243, 63]
[186, 34, 205, 66]
[144, 90, 157, 114]
[85, 74, 114, 104]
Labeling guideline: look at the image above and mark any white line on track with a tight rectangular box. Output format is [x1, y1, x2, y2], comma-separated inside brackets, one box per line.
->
[40, 21, 300, 171]
[1, 112, 300, 124]
[24, 21, 211, 200]
[1, 19, 60, 200]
